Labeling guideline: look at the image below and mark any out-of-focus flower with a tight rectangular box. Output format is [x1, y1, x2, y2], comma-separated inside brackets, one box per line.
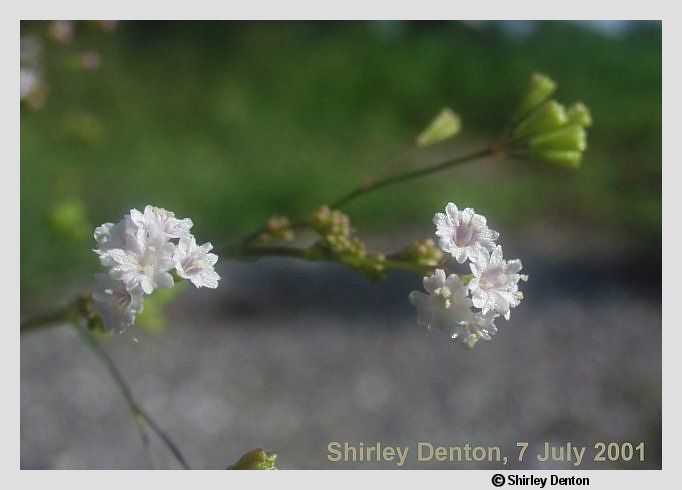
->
[468, 245, 525, 320]
[97, 20, 120, 32]
[49, 20, 75, 45]
[20, 69, 39, 100]
[409, 269, 473, 333]
[20, 36, 48, 110]
[80, 50, 102, 71]
[433, 203, 499, 263]
[173, 235, 220, 288]
[91, 274, 144, 333]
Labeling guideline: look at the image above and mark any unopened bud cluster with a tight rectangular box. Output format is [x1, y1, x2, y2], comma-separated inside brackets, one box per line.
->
[505, 73, 592, 168]
[309, 206, 364, 255]
[258, 215, 295, 243]
[308, 206, 391, 279]
[394, 238, 443, 266]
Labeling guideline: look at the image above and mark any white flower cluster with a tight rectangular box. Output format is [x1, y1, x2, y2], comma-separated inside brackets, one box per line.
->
[92, 206, 220, 333]
[409, 203, 526, 348]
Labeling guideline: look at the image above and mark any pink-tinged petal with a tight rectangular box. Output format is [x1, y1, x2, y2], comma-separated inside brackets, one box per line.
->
[444, 202, 459, 219]
[505, 259, 523, 274]
[460, 207, 475, 224]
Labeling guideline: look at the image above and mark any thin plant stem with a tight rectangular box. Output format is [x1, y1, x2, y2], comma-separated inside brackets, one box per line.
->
[231, 146, 493, 254]
[133, 409, 159, 470]
[330, 147, 492, 209]
[238, 244, 437, 275]
[20, 305, 74, 333]
[72, 324, 191, 470]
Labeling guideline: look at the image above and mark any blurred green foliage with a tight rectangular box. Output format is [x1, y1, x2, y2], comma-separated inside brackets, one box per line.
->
[21, 21, 661, 305]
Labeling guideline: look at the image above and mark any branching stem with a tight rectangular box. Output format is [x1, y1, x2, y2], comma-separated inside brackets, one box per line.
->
[231, 146, 494, 254]
[72, 324, 191, 470]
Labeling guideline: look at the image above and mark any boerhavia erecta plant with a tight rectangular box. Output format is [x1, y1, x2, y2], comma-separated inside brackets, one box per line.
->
[21, 72, 591, 469]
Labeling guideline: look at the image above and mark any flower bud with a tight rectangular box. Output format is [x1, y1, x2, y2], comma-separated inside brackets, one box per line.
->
[567, 102, 593, 128]
[526, 149, 582, 168]
[259, 215, 294, 243]
[513, 72, 557, 122]
[528, 124, 586, 152]
[394, 238, 442, 266]
[512, 100, 569, 140]
[310, 206, 349, 236]
[227, 448, 278, 470]
[416, 108, 461, 147]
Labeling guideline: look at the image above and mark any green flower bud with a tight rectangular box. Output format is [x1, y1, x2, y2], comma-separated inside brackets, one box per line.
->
[394, 238, 442, 266]
[416, 108, 461, 147]
[259, 215, 295, 243]
[512, 100, 569, 140]
[227, 448, 278, 470]
[309, 206, 351, 238]
[526, 149, 582, 168]
[513, 72, 557, 122]
[567, 102, 593, 128]
[528, 124, 587, 152]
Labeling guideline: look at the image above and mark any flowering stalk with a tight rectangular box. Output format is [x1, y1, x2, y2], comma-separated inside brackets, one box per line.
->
[20, 71, 590, 468]
[237, 244, 438, 276]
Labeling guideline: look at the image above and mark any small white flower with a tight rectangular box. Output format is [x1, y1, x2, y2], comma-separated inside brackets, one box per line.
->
[452, 311, 499, 348]
[93, 214, 138, 254]
[92, 206, 220, 334]
[433, 203, 499, 263]
[468, 245, 525, 320]
[173, 235, 220, 288]
[409, 269, 473, 333]
[99, 230, 175, 295]
[131, 205, 193, 240]
[91, 274, 144, 333]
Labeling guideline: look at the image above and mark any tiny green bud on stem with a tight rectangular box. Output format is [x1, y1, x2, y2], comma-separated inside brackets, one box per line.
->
[513, 72, 557, 122]
[227, 448, 278, 470]
[416, 108, 461, 147]
[567, 102, 593, 128]
[528, 124, 587, 152]
[512, 100, 569, 140]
